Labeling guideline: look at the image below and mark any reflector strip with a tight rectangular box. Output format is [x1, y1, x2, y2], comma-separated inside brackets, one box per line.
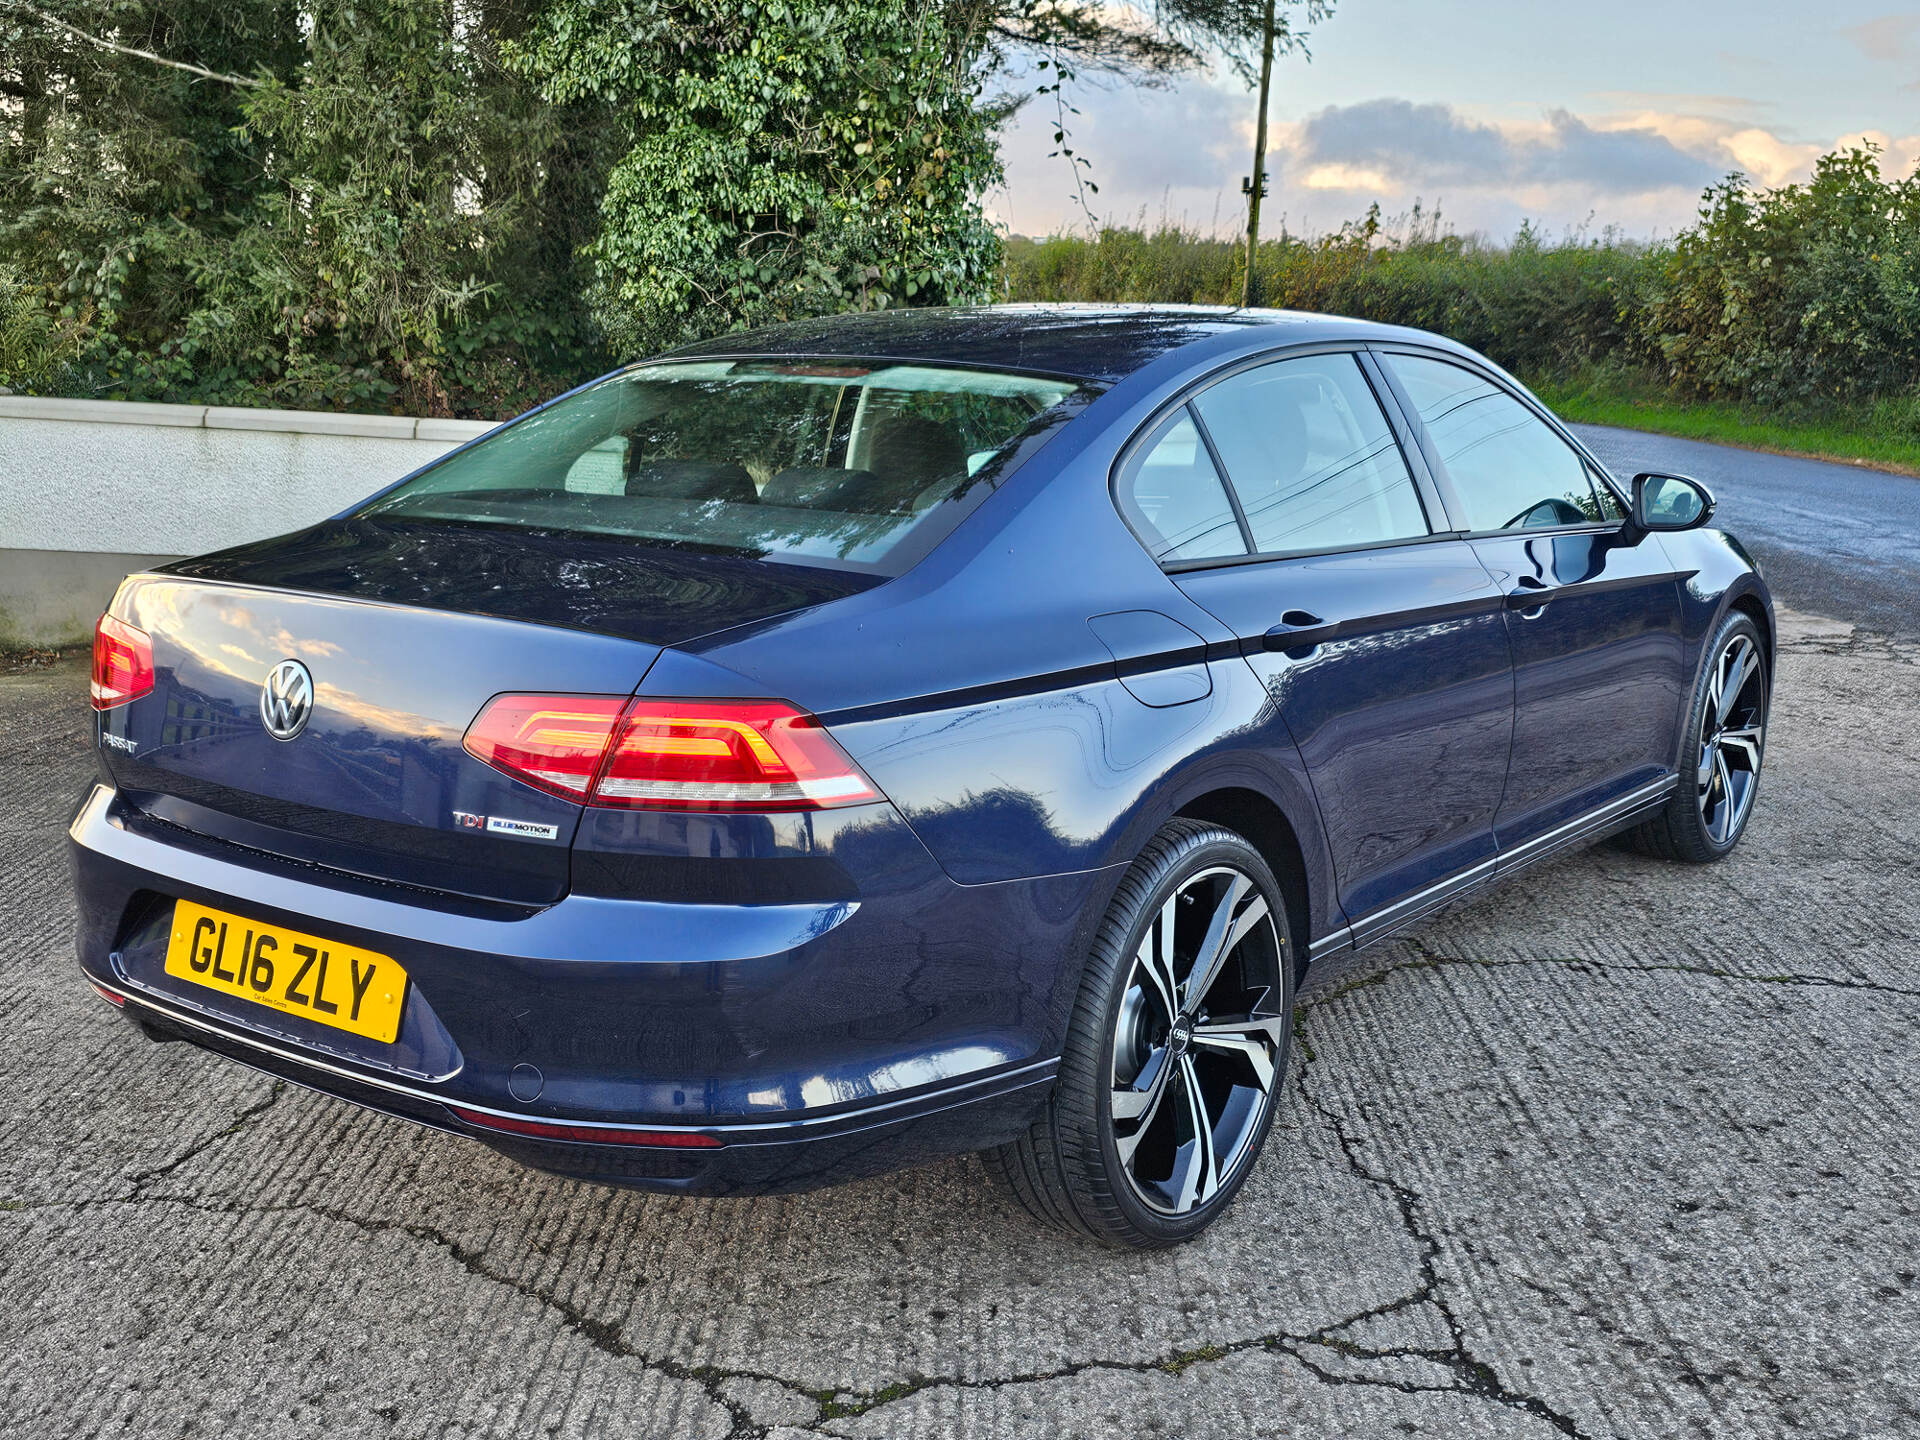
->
[448, 1105, 723, 1148]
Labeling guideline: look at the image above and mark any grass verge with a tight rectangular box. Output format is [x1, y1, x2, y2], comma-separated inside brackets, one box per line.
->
[1533, 377, 1920, 477]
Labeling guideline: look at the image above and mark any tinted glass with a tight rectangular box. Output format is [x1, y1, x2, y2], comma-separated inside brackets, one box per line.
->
[358, 360, 1086, 572]
[1190, 354, 1429, 554]
[1117, 409, 1250, 563]
[1386, 354, 1623, 530]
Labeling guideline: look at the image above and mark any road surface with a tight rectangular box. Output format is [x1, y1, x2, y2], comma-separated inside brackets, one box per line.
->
[1573, 424, 1920, 637]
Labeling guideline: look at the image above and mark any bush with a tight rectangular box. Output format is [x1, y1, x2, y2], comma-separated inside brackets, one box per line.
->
[1004, 147, 1920, 418]
[1645, 148, 1920, 404]
[1002, 212, 1658, 384]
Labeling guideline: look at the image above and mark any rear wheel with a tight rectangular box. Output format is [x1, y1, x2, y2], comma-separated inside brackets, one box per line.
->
[988, 820, 1294, 1248]
[1628, 611, 1769, 863]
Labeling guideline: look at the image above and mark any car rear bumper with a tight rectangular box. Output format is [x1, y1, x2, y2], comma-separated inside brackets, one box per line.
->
[90, 979, 1056, 1193]
[69, 783, 1100, 1193]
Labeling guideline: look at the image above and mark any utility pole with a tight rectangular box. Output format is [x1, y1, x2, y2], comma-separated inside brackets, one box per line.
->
[1240, 0, 1278, 309]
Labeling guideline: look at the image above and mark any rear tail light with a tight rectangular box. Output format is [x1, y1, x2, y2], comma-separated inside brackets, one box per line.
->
[463, 694, 880, 812]
[89, 980, 126, 1007]
[461, 696, 628, 800]
[91, 613, 154, 710]
[598, 699, 880, 810]
[448, 1105, 722, 1148]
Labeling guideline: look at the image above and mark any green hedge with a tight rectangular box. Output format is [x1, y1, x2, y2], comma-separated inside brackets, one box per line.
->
[1003, 148, 1920, 414]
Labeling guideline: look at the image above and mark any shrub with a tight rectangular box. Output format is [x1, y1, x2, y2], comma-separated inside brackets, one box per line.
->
[1003, 147, 1920, 416]
[1003, 211, 1659, 382]
[1645, 147, 1920, 404]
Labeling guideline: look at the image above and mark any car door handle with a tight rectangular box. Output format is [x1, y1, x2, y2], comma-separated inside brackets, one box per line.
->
[1263, 610, 1338, 649]
[1505, 577, 1557, 611]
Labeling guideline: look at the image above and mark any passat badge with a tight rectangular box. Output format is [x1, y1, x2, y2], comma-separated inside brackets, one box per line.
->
[260, 659, 314, 741]
[452, 810, 559, 841]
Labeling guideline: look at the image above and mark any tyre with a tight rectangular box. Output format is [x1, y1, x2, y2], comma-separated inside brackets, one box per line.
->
[1628, 610, 1770, 863]
[987, 819, 1294, 1248]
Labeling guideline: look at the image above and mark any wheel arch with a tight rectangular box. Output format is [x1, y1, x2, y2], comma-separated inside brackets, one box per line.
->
[1172, 786, 1319, 981]
[1726, 589, 1775, 679]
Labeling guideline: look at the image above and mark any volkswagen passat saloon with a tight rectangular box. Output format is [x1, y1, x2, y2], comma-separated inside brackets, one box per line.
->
[71, 305, 1773, 1247]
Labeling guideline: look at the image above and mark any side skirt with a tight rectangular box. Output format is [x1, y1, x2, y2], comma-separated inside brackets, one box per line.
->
[1305, 775, 1679, 965]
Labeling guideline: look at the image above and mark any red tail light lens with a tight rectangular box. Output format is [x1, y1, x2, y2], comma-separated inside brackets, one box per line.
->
[91, 614, 154, 710]
[464, 694, 880, 812]
[597, 699, 880, 811]
[462, 695, 628, 800]
[448, 1105, 722, 1148]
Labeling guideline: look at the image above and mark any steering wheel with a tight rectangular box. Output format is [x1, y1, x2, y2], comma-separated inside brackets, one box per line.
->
[1500, 497, 1589, 530]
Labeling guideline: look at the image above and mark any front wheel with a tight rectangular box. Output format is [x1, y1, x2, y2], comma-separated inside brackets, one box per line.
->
[987, 820, 1294, 1248]
[1628, 611, 1770, 863]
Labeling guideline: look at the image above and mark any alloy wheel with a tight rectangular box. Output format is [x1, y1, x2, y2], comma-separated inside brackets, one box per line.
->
[1697, 632, 1767, 846]
[1109, 865, 1287, 1216]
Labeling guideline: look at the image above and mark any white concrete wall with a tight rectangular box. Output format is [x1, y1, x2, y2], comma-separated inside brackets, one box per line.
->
[0, 397, 497, 645]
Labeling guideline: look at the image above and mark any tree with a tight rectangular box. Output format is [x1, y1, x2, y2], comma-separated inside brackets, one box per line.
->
[1, 0, 1298, 409]
[508, 0, 1285, 356]
[0, 1, 303, 387]
[0, 0, 612, 412]
[505, 0, 1007, 358]
[1240, 0, 1331, 306]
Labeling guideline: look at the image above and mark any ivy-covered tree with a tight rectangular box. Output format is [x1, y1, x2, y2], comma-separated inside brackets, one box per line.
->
[0, 0, 1276, 409]
[187, 0, 614, 414]
[1, 0, 612, 412]
[505, 0, 1280, 355]
[504, 1, 1004, 356]
[0, 1, 304, 386]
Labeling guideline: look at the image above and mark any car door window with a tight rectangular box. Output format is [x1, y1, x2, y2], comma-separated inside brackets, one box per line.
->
[1384, 354, 1623, 530]
[1190, 353, 1430, 554]
[1116, 409, 1250, 563]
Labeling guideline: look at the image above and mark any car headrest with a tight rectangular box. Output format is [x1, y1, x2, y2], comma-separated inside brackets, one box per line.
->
[863, 412, 968, 486]
[761, 467, 906, 514]
[625, 459, 756, 503]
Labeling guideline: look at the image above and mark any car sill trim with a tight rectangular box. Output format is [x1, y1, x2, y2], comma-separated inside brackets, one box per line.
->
[1310, 775, 1679, 962]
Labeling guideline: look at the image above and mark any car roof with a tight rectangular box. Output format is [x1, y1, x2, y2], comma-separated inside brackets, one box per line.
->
[663, 303, 1438, 385]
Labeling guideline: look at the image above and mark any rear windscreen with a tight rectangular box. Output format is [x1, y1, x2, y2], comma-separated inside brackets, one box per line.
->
[356, 359, 1091, 573]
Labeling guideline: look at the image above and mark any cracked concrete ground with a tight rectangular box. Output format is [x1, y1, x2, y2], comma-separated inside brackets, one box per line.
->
[3, 607, 1917, 1439]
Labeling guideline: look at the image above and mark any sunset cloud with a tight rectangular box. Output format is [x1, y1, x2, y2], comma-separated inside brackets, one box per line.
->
[992, 84, 1920, 242]
[1284, 100, 1721, 196]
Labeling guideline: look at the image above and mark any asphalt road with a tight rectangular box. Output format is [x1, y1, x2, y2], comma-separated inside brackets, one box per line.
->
[5, 435, 1919, 1438]
[1572, 424, 1920, 639]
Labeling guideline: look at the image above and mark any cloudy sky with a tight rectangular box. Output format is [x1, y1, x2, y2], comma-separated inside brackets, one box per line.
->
[988, 0, 1920, 241]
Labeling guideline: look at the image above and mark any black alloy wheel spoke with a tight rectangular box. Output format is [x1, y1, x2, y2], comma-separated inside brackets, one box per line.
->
[1109, 866, 1285, 1216]
[1697, 634, 1766, 846]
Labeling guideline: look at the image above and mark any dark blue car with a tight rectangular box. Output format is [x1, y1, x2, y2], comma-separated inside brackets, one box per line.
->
[71, 305, 1773, 1247]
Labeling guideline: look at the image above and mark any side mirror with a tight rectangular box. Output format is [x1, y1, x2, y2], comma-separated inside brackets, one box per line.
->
[1631, 472, 1715, 532]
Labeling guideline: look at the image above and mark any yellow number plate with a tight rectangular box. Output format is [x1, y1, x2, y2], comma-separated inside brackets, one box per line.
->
[163, 899, 409, 1044]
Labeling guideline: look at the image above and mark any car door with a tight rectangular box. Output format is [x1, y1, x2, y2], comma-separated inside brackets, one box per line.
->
[1115, 347, 1516, 943]
[1374, 350, 1690, 855]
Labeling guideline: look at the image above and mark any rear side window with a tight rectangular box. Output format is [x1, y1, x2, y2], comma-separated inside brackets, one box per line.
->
[1116, 410, 1250, 563]
[1190, 353, 1429, 554]
[1384, 354, 1623, 530]
[357, 360, 1089, 574]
